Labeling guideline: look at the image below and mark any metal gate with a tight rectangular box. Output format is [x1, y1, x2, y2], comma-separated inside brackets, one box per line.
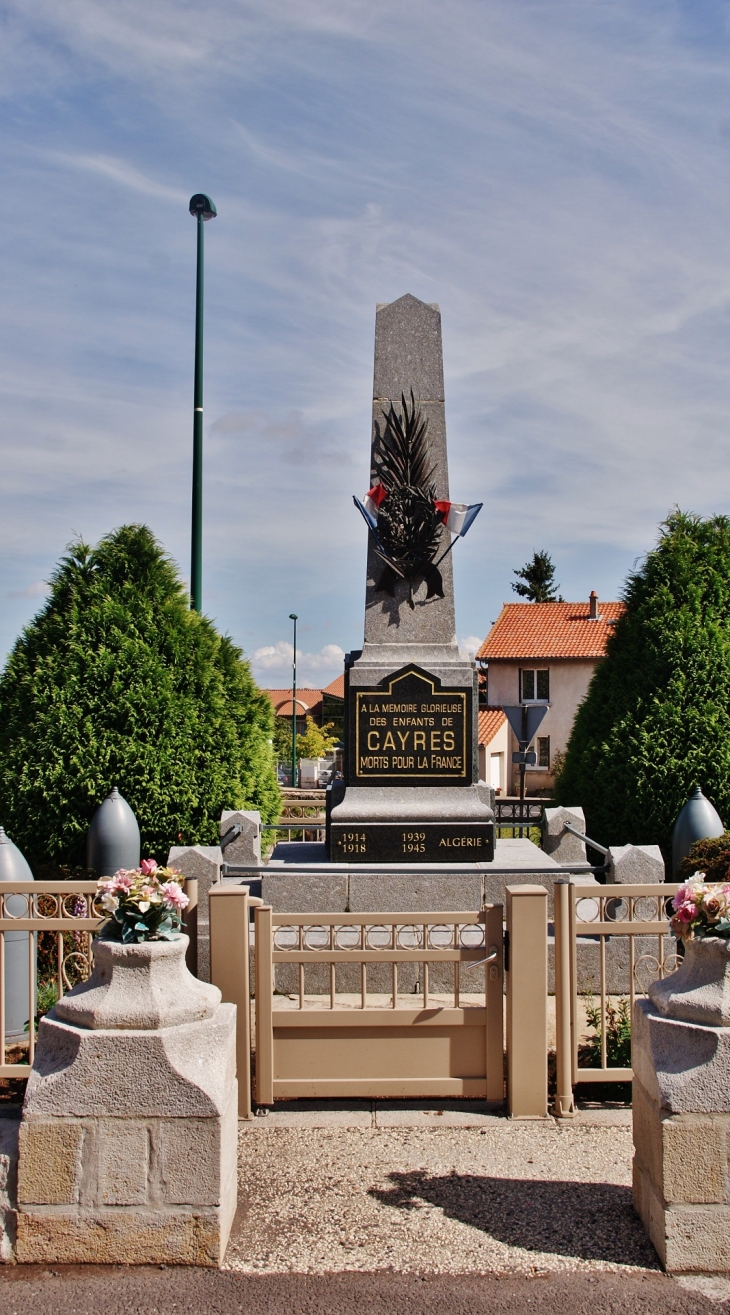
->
[553, 877, 680, 1116]
[253, 905, 504, 1104]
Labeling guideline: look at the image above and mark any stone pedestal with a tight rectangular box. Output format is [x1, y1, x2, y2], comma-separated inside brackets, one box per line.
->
[15, 936, 237, 1266]
[632, 949, 730, 1273]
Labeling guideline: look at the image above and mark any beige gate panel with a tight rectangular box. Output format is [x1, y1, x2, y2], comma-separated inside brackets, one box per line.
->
[254, 905, 504, 1104]
[273, 1010, 488, 1098]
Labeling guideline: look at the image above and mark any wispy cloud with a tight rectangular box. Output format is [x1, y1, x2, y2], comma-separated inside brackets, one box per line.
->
[251, 641, 345, 689]
[50, 152, 187, 203]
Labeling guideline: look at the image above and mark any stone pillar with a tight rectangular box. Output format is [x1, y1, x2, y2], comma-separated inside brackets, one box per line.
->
[167, 845, 222, 982]
[633, 942, 730, 1273]
[607, 844, 664, 883]
[15, 936, 237, 1266]
[542, 806, 587, 864]
[220, 810, 262, 866]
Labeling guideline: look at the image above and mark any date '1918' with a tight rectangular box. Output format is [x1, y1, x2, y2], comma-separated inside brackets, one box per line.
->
[336, 832, 367, 854]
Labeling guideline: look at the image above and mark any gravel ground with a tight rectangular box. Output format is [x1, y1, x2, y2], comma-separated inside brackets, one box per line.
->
[228, 1117, 657, 1276]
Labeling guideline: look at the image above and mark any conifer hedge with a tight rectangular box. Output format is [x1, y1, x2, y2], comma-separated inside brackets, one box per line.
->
[555, 511, 730, 853]
[0, 525, 280, 865]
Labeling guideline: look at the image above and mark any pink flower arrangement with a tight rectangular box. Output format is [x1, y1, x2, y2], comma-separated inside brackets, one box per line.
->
[96, 862, 189, 944]
[670, 876, 730, 942]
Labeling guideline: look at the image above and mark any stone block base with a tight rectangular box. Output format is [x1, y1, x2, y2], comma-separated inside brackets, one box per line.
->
[633, 1067, 730, 1272]
[15, 1001, 238, 1266]
[16, 1205, 231, 1266]
[633, 1154, 730, 1273]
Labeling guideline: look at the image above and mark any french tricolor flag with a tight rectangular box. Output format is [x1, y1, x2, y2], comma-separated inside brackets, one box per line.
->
[434, 500, 482, 537]
[364, 484, 387, 518]
[353, 483, 388, 531]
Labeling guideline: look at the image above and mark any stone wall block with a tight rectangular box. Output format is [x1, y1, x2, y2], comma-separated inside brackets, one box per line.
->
[262, 873, 348, 913]
[15, 1208, 224, 1266]
[17, 1121, 83, 1206]
[663, 1115, 729, 1204]
[349, 872, 482, 913]
[98, 1121, 149, 1206]
[0, 1115, 19, 1262]
[158, 1117, 222, 1206]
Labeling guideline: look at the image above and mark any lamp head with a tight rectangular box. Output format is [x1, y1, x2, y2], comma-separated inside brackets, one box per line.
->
[289, 613, 298, 621]
[189, 194, 217, 221]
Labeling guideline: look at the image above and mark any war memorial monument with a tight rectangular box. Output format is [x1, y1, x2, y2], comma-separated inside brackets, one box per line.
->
[326, 293, 495, 864]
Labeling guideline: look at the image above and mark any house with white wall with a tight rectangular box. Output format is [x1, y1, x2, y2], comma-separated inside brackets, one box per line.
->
[478, 708, 509, 794]
[476, 592, 625, 794]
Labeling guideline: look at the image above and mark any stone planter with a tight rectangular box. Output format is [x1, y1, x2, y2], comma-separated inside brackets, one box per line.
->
[649, 936, 730, 1027]
[15, 934, 238, 1266]
[55, 934, 219, 1031]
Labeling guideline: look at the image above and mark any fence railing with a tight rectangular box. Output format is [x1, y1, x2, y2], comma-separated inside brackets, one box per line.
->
[0, 879, 198, 1081]
[553, 878, 679, 1116]
[493, 797, 545, 839]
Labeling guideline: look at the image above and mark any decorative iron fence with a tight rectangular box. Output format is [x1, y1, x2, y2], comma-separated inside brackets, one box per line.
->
[493, 797, 545, 839]
[553, 878, 679, 1116]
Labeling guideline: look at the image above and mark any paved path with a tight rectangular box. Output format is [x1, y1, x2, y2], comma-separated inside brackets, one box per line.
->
[0, 1267, 725, 1314]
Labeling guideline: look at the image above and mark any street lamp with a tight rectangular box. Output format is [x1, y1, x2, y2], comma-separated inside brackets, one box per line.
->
[289, 613, 298, 789]
[189, 192, 217, 612]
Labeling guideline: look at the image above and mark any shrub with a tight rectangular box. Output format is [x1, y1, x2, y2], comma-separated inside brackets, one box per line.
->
[0, 525, 280, 865]
[580, 992, 631, 1069]
[555, 511, 730, 854]
[678, 832, 730, 883]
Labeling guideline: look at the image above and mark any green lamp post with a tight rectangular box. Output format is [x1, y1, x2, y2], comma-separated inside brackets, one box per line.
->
[289, 613, 298, 789]
[189, 193, 217, 613]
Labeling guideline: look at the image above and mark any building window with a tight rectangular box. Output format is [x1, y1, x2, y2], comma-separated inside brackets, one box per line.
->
[537, 736, 550, 769]
[520, 668, 549, 702]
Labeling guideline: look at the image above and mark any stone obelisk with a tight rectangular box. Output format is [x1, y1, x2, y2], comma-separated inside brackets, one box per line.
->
[328, 294, 494, 863]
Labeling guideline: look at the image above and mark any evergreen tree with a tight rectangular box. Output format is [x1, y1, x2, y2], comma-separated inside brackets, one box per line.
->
[0, 525, 280, 865]
[512, 551, 560, 602]
[555, 511, 730, 853]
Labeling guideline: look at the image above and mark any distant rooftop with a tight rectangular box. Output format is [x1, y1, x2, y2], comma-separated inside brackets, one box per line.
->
[478, 707, 507, 745]
[264, 688, 323, 718]
[478, 595, 625, 662]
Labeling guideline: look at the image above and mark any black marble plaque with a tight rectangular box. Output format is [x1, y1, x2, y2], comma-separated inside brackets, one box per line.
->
[330, 822, 494, 864]
[348, 665, 472, 786]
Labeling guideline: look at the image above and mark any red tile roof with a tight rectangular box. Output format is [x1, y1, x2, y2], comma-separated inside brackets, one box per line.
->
[264, 689, 323, 718]
[478, 707, 506, 746]
[478, 601, 625, 661]
[322, 673, 345, 698]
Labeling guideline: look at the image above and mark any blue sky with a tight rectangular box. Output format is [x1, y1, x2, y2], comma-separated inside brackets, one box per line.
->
[3, 0, 730, 687]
